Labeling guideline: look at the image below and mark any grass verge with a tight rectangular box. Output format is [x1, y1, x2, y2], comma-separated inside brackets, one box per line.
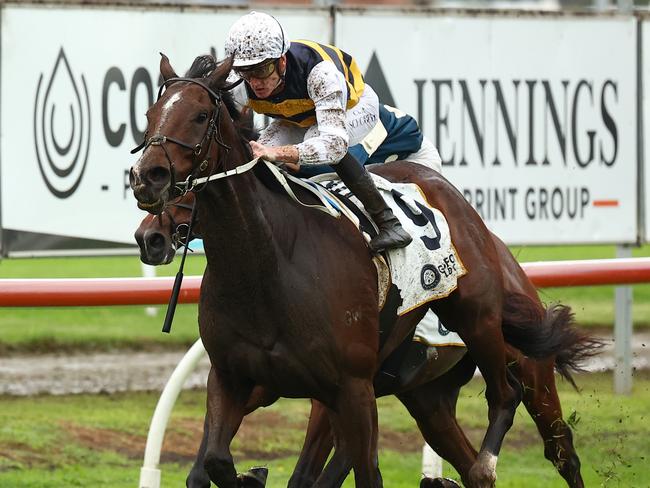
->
[0, 371, 647, 487]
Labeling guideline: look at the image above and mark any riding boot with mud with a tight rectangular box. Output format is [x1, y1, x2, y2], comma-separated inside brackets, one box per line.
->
[335, 152, 412, 253]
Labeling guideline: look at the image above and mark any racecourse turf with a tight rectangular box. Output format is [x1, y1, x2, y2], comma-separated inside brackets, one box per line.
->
[0, 371, 647, 487]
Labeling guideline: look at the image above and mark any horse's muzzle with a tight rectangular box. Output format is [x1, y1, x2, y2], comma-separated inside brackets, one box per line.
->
[135, 229, 173, 266]
[130, 165, 171, 214]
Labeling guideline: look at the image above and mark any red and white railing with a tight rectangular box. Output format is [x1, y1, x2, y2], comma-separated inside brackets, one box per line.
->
[2, 258, 650, 307]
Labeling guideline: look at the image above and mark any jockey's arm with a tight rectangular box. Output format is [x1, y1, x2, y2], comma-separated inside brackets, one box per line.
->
[252, 62, 349, 169]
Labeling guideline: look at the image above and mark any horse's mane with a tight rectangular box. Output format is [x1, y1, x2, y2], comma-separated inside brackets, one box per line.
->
[185, 54, 258, 144]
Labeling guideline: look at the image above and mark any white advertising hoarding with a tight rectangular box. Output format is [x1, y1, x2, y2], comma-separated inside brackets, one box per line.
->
[0, 5, 331, 254]
[336, 10, 637, 245]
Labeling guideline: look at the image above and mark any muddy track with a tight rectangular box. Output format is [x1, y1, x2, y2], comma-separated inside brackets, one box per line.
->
[1, 333, 648, 396]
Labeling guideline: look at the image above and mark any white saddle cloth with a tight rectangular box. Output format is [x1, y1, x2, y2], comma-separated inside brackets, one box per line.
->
[313, 173, 468, 315]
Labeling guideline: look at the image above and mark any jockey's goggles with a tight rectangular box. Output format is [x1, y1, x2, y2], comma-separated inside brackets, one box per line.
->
[235, 60, 277, 81]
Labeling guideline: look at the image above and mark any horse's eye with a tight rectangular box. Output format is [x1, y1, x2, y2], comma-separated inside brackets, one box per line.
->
[195, 112, 208, 123]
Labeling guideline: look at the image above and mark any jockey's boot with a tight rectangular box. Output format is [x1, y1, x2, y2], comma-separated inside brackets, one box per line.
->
[335, 152, 412, 253]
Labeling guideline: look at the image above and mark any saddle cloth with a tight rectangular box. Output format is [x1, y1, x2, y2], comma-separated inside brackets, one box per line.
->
[310, 172, 468, 317]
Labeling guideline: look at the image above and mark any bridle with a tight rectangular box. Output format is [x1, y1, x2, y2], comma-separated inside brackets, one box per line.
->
[131, 76, 237, 196]
[163, 201, 199, 250]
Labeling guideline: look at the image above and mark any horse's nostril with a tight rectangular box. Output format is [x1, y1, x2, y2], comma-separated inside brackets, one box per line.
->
[148, 232, 166, 251]
[129, 167, 138, 189]
[148, 166, 170, 186]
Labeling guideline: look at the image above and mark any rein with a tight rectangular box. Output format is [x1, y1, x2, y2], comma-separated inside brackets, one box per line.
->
[162, 201, 198, 334]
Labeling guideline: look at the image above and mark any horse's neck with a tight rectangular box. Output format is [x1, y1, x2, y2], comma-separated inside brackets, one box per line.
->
[196, 115, 300, 289]
[197, 166, 281, 284]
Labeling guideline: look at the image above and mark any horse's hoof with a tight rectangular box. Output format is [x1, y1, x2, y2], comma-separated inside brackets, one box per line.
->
[237, 466, 268, 488]
[468, 451, 497, 487]
[420, 477, 461, 488]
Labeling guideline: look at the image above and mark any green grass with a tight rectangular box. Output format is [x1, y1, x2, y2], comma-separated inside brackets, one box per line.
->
[0, 371, 648, 487]
[1, 245, 650, 353]
[0, 254, 208, 352]
[511, 244, 650, 329]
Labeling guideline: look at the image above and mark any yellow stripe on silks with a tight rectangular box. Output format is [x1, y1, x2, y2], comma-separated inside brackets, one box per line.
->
[248, 98, 315, 118]
[294, 39, 334, 63]
[346, 57, 365, 104]
[334, 50, 350, 80]
[294, 39, 363, 110]
[338, 54, 364, 109]
[248, 101, 317, 127]
[289, 116, 317, 128]
[329, 48, 358, 106]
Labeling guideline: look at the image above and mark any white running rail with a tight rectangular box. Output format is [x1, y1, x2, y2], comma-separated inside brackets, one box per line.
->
[139, 338, 207, 488]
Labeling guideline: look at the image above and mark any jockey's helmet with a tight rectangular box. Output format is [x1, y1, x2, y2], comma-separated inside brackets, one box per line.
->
[225, 11, 290, 69]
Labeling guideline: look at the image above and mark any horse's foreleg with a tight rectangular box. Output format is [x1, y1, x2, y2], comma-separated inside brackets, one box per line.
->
[510, 354, 584, 488]
[186, 414, 212, 488]
[436, 303, 521, 488]
[203, 367, 253, 488]
[188, 384, 277, 488]
[288, 400, 334, 488]
[397, 359, 478, 486]
[315, 377, 382, 488]
[313, 444, 352, 488]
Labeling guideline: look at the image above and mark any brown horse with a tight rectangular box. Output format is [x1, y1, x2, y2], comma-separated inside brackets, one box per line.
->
[130, 55, 600, 488]
[135, 195, 595, 488]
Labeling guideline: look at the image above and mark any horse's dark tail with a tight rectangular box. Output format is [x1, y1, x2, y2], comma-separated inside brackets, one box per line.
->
[501, 292, 605, 390]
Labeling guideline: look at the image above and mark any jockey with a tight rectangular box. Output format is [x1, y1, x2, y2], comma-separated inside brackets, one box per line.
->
[224, 11, 413, 253]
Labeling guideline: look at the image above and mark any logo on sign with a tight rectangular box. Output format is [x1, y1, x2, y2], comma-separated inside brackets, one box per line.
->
[33, 48, 91, 198]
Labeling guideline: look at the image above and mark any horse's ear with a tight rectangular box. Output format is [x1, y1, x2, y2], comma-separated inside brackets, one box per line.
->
[160, 53, 178, 81]
[207, 55, 234, 91]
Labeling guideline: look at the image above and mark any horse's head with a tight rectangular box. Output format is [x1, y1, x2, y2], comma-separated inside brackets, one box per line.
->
[129, 54, 233, 214]
[134, 192, 198, 265]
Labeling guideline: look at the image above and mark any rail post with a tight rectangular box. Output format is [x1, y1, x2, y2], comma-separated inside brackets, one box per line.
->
[422, 443, 443, 479]
[614, 245, 634, 394]
[141, 263, 158, 317]
[139, 338, 207, 488]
